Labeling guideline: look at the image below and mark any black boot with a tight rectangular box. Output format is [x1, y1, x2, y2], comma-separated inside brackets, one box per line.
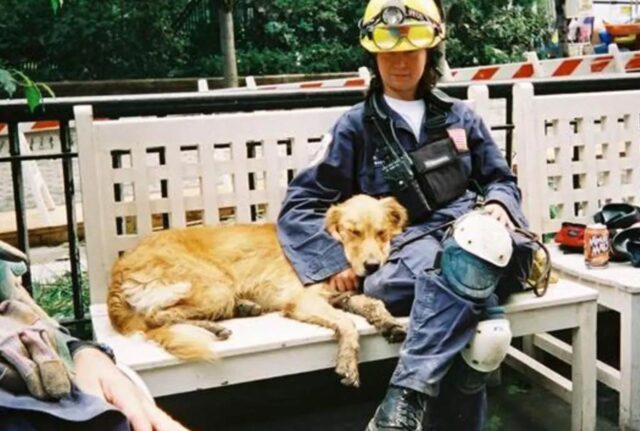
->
[367, 385, 428, 431]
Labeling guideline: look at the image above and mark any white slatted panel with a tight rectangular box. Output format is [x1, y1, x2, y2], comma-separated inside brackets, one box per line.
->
[165, 144, 187, 228]
[231, 138, 252, 223]
[263, 138, 282, 222]
[514, 84, 640, 235]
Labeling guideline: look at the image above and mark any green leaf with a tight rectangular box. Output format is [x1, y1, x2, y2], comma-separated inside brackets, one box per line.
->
[0, 69, 17, 96]
[38, 82, 56, 98]
[25, 84, 43, 112]
[50, 0, 62, 14]
[485, 415, 504, 431]
[10, 69, 31, 86]
[506, 383, 529, 395]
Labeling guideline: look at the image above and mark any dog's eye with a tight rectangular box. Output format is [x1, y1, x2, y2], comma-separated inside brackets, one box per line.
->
[349, 228, 362, 237]
[377, 230, 387, 239]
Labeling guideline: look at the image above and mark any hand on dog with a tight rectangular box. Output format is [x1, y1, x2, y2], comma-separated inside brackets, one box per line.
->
[73, 348, 189, 431]
[484, 203, 515, 230]
[328, 268, 359, 292]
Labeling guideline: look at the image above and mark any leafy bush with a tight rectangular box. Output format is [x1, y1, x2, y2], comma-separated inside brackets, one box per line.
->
[0, 0, 189, 81]
[445, 1, 552, 66]
[0, 0, 552, 81]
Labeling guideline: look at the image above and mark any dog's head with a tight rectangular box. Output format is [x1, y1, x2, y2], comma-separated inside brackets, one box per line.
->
[325, 195, 407, 277]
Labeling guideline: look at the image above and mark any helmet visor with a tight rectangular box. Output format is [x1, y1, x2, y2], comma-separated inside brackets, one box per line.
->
[371, 22, 440, 51]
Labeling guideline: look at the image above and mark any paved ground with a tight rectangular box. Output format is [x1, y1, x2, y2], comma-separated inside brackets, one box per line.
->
[157, 360, 619, 431]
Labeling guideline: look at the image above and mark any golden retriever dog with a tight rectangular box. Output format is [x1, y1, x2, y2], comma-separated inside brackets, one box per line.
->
[108, 195, 408, 387]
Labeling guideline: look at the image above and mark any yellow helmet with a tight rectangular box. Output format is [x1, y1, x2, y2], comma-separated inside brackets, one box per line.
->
[359, 0, 444, 53]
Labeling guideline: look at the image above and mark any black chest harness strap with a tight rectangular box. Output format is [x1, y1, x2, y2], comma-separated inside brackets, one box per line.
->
[363, 90, 470, 223]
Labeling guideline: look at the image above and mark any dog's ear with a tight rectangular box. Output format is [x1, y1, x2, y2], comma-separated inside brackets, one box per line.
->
[325, 204, 343, 241]
[381, 197, 408, 235]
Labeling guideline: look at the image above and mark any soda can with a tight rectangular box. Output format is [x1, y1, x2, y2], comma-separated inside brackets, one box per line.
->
[584, 223, 609, 269]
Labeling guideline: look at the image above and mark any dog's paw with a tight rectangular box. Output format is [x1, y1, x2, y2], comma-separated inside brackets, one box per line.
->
[380, 321, 407, 344]
[198, 321, 233, 340]
[234, 300, 263, 318]
[335, 357, 360, 388]
[215, 327, 232, 340]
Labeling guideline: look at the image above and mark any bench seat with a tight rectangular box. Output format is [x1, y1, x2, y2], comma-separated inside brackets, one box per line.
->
[91, 280, 596, 399]
[548, 243, 640, 294]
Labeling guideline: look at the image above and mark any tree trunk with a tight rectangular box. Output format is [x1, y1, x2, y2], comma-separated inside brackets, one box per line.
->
[217, 0, 238, 88]
[555, 0, 570, 57]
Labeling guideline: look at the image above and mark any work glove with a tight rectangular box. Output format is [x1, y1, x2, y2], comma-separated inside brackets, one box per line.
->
[0, 240, 73, 400]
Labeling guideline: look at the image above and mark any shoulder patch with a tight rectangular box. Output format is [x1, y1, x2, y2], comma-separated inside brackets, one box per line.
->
[447, 128, 468, 152]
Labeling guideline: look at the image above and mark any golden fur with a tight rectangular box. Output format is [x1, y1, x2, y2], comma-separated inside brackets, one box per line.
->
[108, 195, 408, 387]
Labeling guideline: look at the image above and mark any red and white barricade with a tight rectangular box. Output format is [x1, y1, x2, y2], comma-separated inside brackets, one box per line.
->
[444, 45, 640, 82]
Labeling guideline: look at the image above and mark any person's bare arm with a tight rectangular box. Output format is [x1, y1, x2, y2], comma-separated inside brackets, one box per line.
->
[73, 348, 189, 431]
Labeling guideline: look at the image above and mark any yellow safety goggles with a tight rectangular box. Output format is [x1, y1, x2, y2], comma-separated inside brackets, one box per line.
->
[369, 22, 441, 51]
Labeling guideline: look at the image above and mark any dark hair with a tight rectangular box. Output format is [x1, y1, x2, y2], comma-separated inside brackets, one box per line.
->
[365, 45, 444, 100]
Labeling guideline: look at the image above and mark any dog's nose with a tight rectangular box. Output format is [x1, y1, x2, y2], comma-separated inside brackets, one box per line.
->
[364, 261, 380, 275]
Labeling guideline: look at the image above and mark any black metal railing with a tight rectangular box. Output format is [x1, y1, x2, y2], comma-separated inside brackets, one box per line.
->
[1, 74, 639, 333]
[174, 0, 212, 34]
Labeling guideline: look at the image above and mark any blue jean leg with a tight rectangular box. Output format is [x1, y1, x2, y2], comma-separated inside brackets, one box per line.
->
[424, 356, 488, 431]
[363, 230, 488, 429]
[390, 271, 483, 397]
[363, 233, 443, 317]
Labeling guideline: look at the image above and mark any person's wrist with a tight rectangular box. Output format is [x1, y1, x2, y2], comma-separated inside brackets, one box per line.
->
[73, 344, 116, 367]
[70, 340, 116, 364]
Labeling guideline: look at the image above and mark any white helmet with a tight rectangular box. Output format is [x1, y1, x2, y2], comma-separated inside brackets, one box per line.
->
[453, 211, 512, 268]
[461, 318, 513, 372]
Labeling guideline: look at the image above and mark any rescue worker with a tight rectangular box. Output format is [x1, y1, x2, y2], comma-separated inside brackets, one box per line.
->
[276, 0, 528, 429]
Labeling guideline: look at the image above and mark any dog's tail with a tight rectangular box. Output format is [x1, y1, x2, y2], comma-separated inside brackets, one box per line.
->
[109, 293, 217, 361]
[145, 324, 217, 361]
[108, 280, 217, 361]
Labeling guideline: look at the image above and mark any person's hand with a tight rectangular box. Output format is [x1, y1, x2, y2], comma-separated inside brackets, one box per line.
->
[484, 203, 515, 230]
[328, 268, 359, 292]
[73, 348, 189, 431]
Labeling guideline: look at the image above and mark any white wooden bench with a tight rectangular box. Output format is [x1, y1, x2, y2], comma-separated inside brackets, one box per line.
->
[74, 87, 597, 431]
[514, 82, 640, 430]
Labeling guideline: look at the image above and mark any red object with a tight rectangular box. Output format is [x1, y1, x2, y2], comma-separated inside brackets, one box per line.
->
[553, 59, 583, 77]
[590, 56, 613, 73]
[472, 67, 499, 81]
[604, 23, 640, 37]
[555, 222, 587, 251]
[512, 64, 535, 79]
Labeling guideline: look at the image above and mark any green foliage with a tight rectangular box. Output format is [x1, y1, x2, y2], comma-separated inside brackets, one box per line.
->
[484, 414, 505, 431]
[50, 0, 62, 14]
[0, 67, 55, 112]
[0, 0, 553, 80]
[0, 68, 16, 96]
[0, 0, 60, 109]
[506, 382, 530, 396]
[0, 0, 190, 81]
[194, 0, 367, 75]
[33, 272, 90, 321]
[445, 1, 552, 66]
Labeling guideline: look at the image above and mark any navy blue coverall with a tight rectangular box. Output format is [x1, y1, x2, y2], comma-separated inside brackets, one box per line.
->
[276, 94, 527, 429]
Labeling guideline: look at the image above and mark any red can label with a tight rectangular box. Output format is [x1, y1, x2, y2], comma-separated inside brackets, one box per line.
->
[584, 223, 609, 269]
